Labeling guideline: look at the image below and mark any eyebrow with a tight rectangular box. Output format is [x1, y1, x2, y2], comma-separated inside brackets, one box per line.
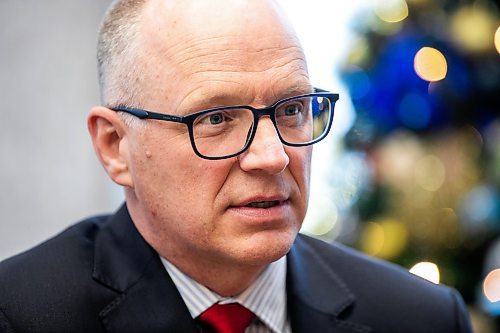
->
[184, 82, 314, 113]
[276, 83, 314, 100]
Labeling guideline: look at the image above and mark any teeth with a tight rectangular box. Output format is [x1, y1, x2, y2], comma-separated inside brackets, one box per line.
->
[247, 201, 279, 208]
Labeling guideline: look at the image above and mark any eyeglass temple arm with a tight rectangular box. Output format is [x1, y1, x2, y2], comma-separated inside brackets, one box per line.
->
[112, 106, 184, 123]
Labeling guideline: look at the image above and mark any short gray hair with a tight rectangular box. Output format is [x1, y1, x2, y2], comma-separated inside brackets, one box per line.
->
[97, 0, 147, 110]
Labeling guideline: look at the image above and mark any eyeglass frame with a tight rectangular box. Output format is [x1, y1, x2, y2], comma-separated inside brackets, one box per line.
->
[110, 88, 339, 160]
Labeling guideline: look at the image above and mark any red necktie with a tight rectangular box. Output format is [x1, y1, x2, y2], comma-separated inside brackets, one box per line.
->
[198, 303, 255, 333]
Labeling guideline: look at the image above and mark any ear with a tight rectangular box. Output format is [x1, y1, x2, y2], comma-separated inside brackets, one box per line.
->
[87, 106, 134, 187]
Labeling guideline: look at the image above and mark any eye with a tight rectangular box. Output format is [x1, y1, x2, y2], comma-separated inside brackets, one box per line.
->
[284, 103, 301, 116]
[199, 112, 227, 125]
[277, 102, 304, 118]
[208, 113, 224, 124]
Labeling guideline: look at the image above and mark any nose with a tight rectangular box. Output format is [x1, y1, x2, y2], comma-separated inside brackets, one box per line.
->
[238, 117, 289, 174]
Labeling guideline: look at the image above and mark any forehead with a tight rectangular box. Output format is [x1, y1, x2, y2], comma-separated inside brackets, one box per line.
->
[136, 0, 310, 109]
[142, 0, 293, 41]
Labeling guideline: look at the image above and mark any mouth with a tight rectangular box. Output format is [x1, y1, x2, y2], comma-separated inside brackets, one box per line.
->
[245, 200, 281, 209]
[229, 197, 290, 220]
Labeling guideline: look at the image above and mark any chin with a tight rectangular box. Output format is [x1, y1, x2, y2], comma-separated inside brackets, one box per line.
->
[235, 228, 298, 265]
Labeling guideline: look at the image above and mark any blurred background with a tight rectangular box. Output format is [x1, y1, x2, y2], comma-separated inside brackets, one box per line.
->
[1, 0, 499, 332]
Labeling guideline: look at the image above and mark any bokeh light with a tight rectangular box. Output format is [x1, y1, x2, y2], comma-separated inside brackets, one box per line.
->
[347, 37, 371, 66]
[374, 0, 409, 23]
[398, 92, 431, 129]
[483, 269, 500, 302]
[495, 25, 500, 54]
[414, 155, 446, 192]
[303, 197, 339, 237]
[343, 65, 371, 100]
[361, 222, 385, 256]
[376, 131, 423, 186]
[462, 185, 497, 224]
[410, 262, 440, 284]
[450, 4, 498, 53]
[414, 47, 448, 82]
[360, 219, 408, 259]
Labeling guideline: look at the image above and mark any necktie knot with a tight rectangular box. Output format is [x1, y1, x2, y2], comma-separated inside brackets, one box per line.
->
[198, 303, 255, 333]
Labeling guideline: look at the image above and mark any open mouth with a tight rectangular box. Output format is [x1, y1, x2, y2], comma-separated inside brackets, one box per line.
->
[245, 201, 281, 208]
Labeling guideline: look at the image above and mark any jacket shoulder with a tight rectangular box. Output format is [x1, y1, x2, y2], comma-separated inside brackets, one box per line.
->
[292, 234, 472, 333]
[0, 214, 114, 332]
[297, 233, 441, 291]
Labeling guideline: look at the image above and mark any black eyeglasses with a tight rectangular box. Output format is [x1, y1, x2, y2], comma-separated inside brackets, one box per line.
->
[111, 89, 339, 160]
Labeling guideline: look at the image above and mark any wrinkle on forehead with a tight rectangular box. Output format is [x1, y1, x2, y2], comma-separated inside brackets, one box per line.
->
[174, 43, 306, 76]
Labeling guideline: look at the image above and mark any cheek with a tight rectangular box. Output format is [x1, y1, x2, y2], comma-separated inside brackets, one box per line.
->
[287, 147, 312, 225]
[288, 146, 312, 192]
[130, 139, 232, 217]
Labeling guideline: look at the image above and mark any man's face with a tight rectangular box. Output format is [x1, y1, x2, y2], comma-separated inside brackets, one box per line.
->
[124, 0, 312, 270]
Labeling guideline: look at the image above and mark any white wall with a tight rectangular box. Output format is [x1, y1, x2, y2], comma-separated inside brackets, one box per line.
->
[0, 0, 119, 260]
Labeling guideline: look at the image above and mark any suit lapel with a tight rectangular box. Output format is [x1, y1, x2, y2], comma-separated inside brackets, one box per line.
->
[92, 205, 198, 333]
[287, 235, 372, 333]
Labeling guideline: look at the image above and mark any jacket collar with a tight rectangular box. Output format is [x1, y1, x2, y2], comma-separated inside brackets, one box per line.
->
[92, 204, 198, 332]
[287, 235, 372, 333]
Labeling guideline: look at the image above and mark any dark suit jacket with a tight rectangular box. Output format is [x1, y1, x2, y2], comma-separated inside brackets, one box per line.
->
[0, 205, 472, 332]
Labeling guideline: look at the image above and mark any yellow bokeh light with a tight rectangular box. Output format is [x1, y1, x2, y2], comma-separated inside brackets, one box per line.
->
[451, 5, 498, 53]
[361, 222, 385, 256]
[495, 26, 500, 54]
[374, 0, 409, 23]
[348, 38, 371, 65]
[414, 154, 446, 192]
[410, 262, 440, 284]
[361, 220, 408, 260]
[414, 47, 448, 82]
[483, 268, 500, 302]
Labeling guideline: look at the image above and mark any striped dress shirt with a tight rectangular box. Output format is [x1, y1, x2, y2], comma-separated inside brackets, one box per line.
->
[161, 256, 291, 333]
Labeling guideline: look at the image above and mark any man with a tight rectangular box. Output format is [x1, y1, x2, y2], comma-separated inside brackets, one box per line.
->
[0, 0, 472, 332]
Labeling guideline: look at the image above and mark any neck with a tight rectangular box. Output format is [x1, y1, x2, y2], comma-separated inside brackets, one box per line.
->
[166, 255, 267, 296]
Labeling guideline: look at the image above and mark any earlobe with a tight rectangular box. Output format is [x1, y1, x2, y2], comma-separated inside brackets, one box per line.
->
[87, 106, 134, 187]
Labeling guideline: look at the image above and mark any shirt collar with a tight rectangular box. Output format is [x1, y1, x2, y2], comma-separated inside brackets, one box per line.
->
[161, 256, 288, 333]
